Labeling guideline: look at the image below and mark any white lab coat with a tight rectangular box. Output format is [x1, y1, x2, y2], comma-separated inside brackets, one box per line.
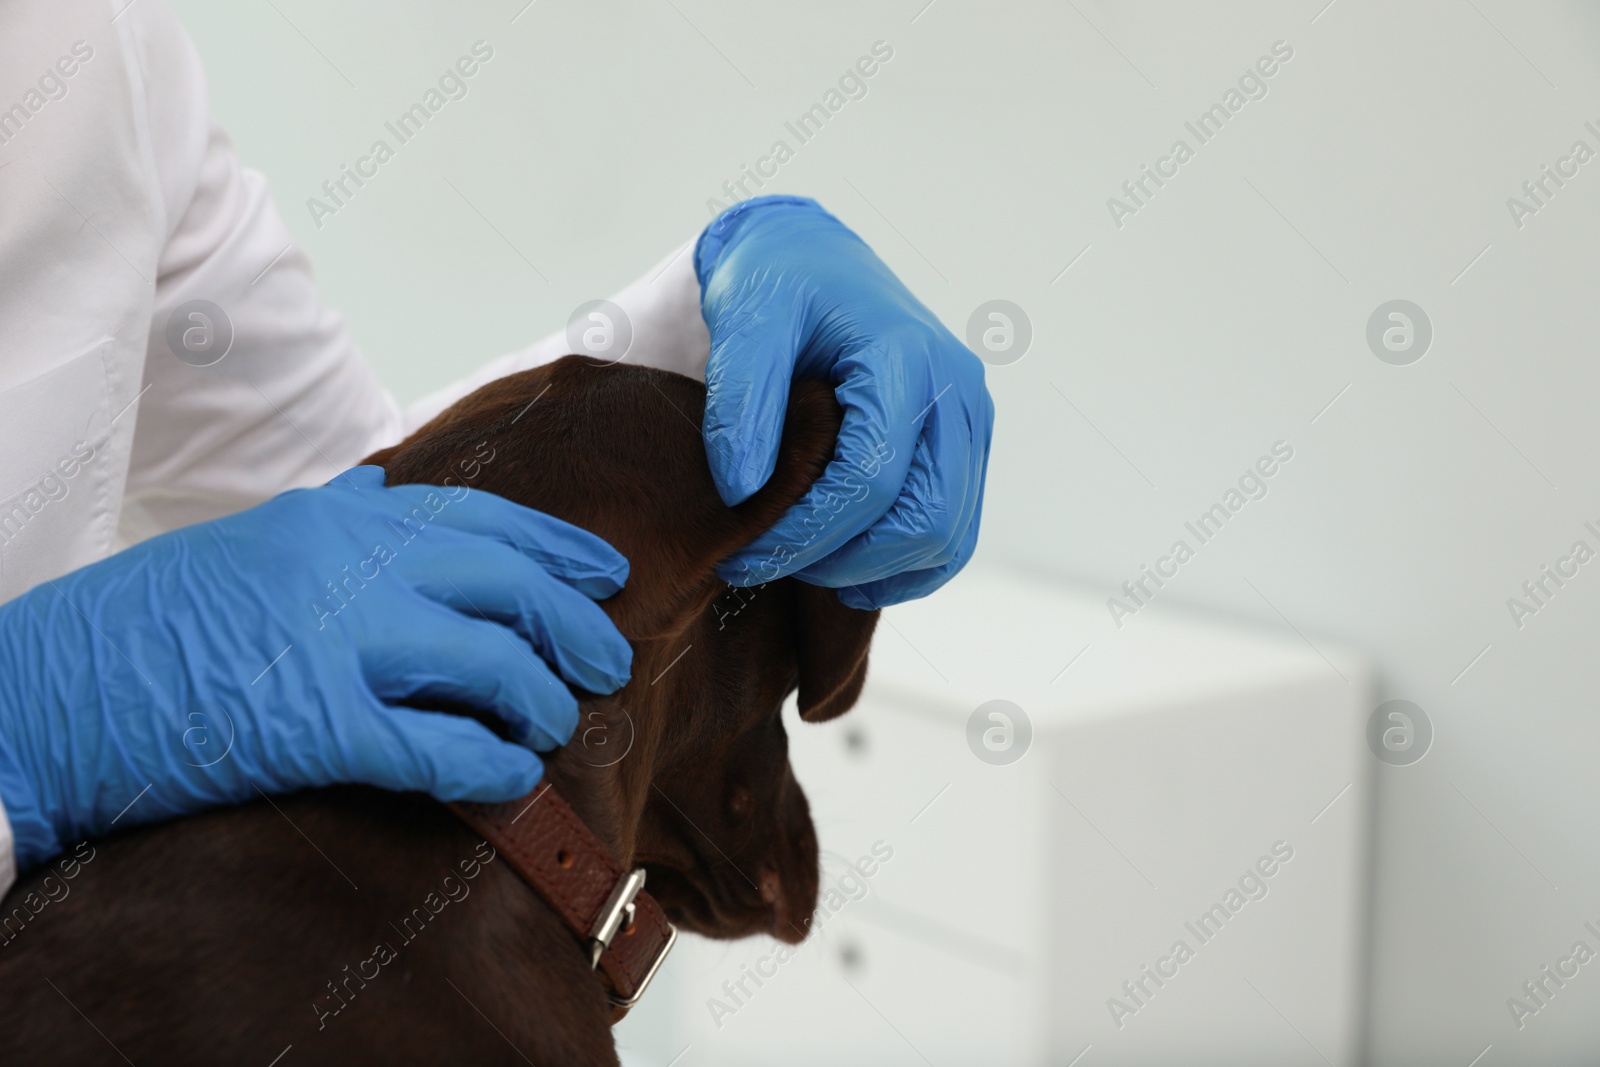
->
[0, 0, 709, 895]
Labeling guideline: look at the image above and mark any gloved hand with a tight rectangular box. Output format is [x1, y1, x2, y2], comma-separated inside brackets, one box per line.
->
[0, 465, 631, 871]
[695, 195, 994, 609]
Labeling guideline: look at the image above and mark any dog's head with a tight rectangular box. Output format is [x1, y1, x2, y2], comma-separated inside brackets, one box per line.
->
[625, 576, 874, 944]
[368, 355, 877, 945]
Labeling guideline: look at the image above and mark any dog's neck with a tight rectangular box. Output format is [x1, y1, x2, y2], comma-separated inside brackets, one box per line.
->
[540, 582, 723, 864]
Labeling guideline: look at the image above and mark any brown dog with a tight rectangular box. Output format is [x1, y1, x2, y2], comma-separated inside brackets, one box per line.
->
[0, 356, 878, 1066]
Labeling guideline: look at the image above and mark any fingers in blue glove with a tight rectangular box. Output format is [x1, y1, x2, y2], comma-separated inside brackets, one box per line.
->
[702, 299, 803, 507]
[362, 704, 545, 803]
[338, 464, 390, 490]
[716, 370, 912, 584]
[789, 359, 991, 587]
[370, 473, 630, 599]
[360, 602, 581, 751]
[837, 472, 986, 609]
[398, 536, 632, 694]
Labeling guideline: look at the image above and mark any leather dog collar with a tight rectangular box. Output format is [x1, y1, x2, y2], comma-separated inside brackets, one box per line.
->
[450, 783, 677, 1021]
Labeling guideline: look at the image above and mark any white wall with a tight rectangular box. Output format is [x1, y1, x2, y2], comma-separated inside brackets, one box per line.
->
[172, 1, 1600, 1062]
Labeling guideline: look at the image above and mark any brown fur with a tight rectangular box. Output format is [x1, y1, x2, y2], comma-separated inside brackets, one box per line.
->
[0, 357, 878, 1065]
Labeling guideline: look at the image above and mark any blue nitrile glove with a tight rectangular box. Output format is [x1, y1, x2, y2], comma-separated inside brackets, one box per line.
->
[0, 465, 631, 872]
[695, 195, 995, 609]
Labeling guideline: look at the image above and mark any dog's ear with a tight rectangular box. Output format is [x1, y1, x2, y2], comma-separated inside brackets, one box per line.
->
[793, 581, 878, 723]
[369, 357, 858, 645]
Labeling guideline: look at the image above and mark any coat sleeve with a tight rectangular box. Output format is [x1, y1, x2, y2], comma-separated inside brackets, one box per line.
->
[116, 1, 405, 540]
[402, 241, 708, 433]
[121, 6, 709, 541]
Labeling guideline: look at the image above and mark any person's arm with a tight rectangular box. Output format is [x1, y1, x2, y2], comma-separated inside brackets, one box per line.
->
[0, 1, 633, 894]
[117, 0, 402, 540]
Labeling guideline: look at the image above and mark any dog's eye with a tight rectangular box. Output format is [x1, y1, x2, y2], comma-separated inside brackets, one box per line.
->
[727, 785, 752, 821]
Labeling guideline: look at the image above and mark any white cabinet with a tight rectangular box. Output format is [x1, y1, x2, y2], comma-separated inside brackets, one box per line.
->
[618, 567, 1372, 1067]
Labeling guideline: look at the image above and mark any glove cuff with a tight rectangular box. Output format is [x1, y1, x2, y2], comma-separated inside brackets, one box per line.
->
[0, 727, 62, 873]
[694, 195, 832, 288]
